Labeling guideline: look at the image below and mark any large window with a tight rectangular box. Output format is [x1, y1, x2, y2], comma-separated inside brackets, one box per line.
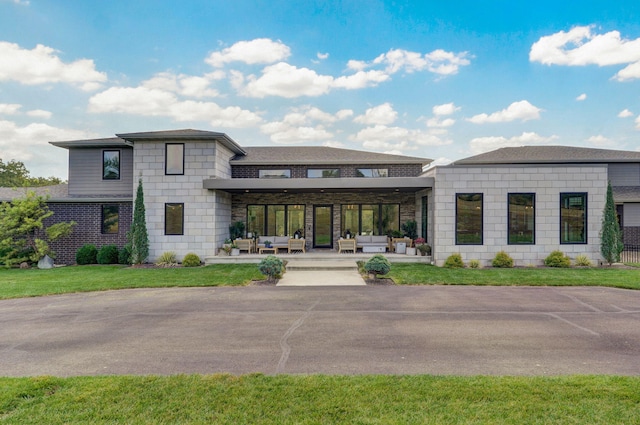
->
[165, 203, 184, 235]
[456, 193, 483, 245]
[165, 144, 184, 175]
[259, 169, 290, 178]
[340, 204, 399, 236]
[356, 168, 388, 178]
[247, 205, 305, 237]
[102, 150, 120, 180]
[508, 193, 535, 244]
[101, 205, 119, 234]
[560, 193, 587, 244]
[308, 168, 339, 178]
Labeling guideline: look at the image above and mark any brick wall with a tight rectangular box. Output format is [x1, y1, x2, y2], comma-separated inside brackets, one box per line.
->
[43, 202, 132, 265]
[231, 164, 422, 178]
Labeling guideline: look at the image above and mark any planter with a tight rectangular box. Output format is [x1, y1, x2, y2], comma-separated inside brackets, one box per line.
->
[218, 248, 229, 256]
[406, 247, 416, 256]
[230, 248, 240, 256]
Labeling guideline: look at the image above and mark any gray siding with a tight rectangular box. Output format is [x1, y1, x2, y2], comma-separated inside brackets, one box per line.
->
[68, 147, 134, 196]
[624, 203, 640, 227]
[609, 163, 640, 186]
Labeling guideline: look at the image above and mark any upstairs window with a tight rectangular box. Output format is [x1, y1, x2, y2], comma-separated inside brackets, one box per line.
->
[308, 168, 340, 178]
[560, 193, 587, 244]
[259, 169, 291, 178]
[508, 193, 535, 244]
[356, 168, 388, 178]
[102, 150, 120, 180]
[165, 143, 184, 175]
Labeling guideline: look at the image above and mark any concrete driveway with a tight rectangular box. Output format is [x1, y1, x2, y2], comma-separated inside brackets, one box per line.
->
[1, 285, 639, 376]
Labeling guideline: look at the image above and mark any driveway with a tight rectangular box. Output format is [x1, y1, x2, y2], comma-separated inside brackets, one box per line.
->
[0, 286, 639, 376]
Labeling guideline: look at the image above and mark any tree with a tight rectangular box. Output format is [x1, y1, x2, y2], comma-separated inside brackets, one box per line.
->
[0, 191, 75, 266]
[128, 178, 149, 264]
[600, 181, 624, 265]
[0, 158, 63, 187]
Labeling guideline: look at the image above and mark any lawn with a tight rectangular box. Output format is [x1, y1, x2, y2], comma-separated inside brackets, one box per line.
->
[1, 374, 639, 424]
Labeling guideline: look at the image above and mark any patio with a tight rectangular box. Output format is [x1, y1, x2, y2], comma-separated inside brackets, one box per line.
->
[205, 250, 432, 265]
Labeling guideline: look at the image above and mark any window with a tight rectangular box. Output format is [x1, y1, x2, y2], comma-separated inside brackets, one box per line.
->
[102, 150, 120, 180]
[508, 193, 535, 244]
[560, 193, 587, 244]
[165, 203, 184, 235]
[246, 205, 305, 237]
[259, 169, 291, 178]
[165, 144, 184, 175]
[421, 196, 428, 240]
[308, 169, 340, 178]
[101, 205, 119, 234]
[340, 204, 399, 236]
[456, 193, 483, 245]
[356, 168, 388, 178]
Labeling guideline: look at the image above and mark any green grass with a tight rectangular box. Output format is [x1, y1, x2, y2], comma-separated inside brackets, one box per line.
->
[0, 265, 262, 299]
[386, 264, 640, 289]
[0, 374, 638, 424]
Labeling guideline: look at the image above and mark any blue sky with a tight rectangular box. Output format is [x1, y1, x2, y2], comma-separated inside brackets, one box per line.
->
[1, 0, 639, 179]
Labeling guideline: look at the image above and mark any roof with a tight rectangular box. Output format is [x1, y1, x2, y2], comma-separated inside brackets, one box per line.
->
[50, 137, 129, 149]
[613, 186, 640, 203]
[454, 146, 640, 165]
[231, 146, 431, 166]
[116, 129, 246, 155]
[0, 184, 132, 202]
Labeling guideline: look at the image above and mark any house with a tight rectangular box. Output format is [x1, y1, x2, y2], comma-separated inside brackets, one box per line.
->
[2, 129, 639, 266]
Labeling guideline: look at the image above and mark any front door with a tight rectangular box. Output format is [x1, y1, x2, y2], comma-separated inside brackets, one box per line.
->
[313, 205, 333, 248]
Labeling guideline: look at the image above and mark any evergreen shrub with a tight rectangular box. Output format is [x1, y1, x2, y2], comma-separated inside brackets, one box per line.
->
[76, 244, 97, 265]
[97, 245, 119, 264]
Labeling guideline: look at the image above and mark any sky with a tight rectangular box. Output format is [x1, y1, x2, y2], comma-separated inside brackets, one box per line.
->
[1, 0, 640, 179]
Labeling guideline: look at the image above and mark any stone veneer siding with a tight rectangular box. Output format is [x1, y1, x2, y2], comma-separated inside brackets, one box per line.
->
[231, 191, 417, 250]
[44, 202, 132, 265]
[231, 164, 422, 178]
[133, 140, 235, 262]
[428, 165, 608, 267]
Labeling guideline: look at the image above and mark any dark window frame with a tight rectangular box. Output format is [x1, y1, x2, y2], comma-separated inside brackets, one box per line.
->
[165, 143, 185, 175]
[560, 192, 588, 244]
[165, 203, 185, 235]
[101, 204, 119, 234]
[246, 204, 306, 237]
[507, 193, 536, 245]
[102, 150, 121, 180]
[455, 193, 483, 245]
[340, 203, 400, 236]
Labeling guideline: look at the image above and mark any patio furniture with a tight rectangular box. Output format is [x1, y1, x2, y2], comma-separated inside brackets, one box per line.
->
[288, 238, 306, 253]
[338, 239, 356, 253]
[391, 237, 413, 252]
[235, 238, 254, 254]
[259, 247, 277, 255]
[355, 235, 389, 252]
[257, 236, 290, 251]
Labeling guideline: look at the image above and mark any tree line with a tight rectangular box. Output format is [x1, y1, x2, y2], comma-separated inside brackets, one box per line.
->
[0, 158, 63, 187]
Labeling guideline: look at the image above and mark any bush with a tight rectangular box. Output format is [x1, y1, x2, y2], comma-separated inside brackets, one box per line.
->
[156, 251, 178, 267]
[574, 254, 593, 267]
[545, 250, 571, 268]
[118, 245, 131, 265]
[97, 245, 120, 264]
[258, 255, 284, 282]
[444, 253, 464, 268]
[182, 252, 202, 267]
[364, 254, 391, 278]
[468, 259, 482, 269]
[76, 244, 97, 265]
[492, 251, 514, 268]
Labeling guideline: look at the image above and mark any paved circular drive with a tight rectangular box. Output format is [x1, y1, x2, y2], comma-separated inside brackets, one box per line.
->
[1, 286, 639, 376]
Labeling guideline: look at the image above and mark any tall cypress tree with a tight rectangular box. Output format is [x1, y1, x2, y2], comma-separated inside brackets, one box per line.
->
[128, 178, 149, 264]
[600, 181, 624, 265]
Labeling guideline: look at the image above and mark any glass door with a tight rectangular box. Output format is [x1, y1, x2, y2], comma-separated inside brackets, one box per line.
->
[313, 205, 333, 248]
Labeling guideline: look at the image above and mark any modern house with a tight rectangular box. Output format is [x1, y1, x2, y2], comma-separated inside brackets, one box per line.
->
[2, 129, 639, 266]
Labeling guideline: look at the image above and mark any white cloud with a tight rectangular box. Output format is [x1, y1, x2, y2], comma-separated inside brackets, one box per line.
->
[241, 62, 333, 98]
[469, 132, 558, 154]
[322, 140, 345, 148]
[27, 109, 52, 119]
[576, 93, 587, 101]
[88, 86, 262, 128]
[530, 26, 640, 81]
[0, 103, 21, 115]
[332, 70, 390, 89]
[317, 52, 329, 60]
[351, 124, 451, 150]
[636, 116, 640, 130]
[0, 41, 106, 90]
[586, 135, 615, 147]
[618, 109, 634, 118]
[142, 72, 219, 98]
[353, 103, 397, 125]
[424, 157, 452, 170]
[260, 106, 350, 144]
[206, 38, 291, 68]
[426, 117, 455, 128]
[432, 102, 460, 116]
[468, 100, 542, 124]
[373, 48, 471, 76]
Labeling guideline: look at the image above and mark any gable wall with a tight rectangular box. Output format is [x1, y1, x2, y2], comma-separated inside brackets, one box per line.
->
[68, 147, 134, 196]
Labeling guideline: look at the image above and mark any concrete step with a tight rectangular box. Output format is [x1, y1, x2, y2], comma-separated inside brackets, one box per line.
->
[285, 260, 358, 271]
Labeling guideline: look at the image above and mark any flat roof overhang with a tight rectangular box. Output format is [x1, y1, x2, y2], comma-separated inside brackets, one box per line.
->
[203, 177, 434, 194]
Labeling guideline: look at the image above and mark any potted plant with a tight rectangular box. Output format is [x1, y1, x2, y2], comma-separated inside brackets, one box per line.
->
[401, 220, 418, 241]
[416, 239, 431, 256]
[229, 221, 245, 240]
[344, 229, 352, 239]
[230, 242, 240, 256]
[264, 240, 273, 248]
[294, 229, 303, 239]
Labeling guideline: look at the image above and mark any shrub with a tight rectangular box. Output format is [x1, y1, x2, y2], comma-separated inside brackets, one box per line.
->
[118, 245, 131, 265]
[97, 245, 120, 264]
[258, 255, 284, 282]
[182, 252, 202, 267]
[492, 251, 514, 268]
[156, 251, 178, 267]
[574, 254, 593, 267]
[468, 259, 482, 269]
[76, 244, 97, 265]
[545, 250, 571, 268]
[417, 244, 431, 256]
[364, 254, 391, 278]
[444, 253, 464, 268]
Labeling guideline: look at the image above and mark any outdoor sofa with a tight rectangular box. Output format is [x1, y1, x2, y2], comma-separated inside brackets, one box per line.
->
[355, 235, 389, 252]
